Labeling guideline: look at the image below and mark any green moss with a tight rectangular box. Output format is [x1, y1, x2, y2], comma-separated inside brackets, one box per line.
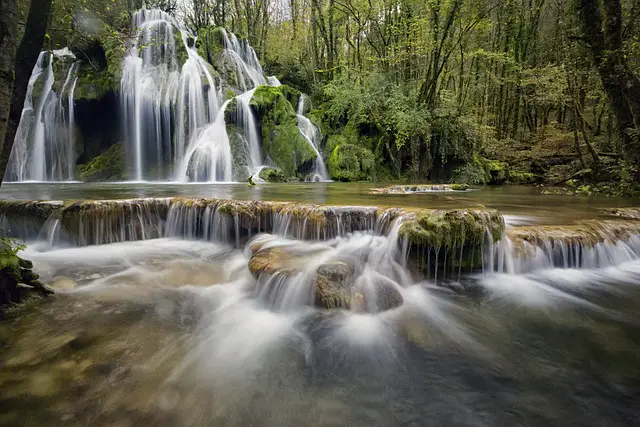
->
[226, 124, 251, 180]
[77, 143, 126, 182]
[453, 155, 509, 185]
[508, 170, 537, 184]
[400, 209, 504, 250]
[450, 184, 470, 191]
[250, 85, 316, 176]
[328, 144, 375, 182]
[258, 167, 285, 182]
[279, 85, 301, 110]
[325, 135, 347, 158]
[485, 160, 509, 185]
[196, 26, 225, 65]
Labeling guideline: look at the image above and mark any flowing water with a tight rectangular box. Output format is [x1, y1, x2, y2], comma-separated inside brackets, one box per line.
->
[1, 184, 640, 426]
[6, 50, 79, 182]
[297, 95, 329, 182]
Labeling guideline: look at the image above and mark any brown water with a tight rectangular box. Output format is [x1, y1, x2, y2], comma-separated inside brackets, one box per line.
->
[1, 182, 638, 224]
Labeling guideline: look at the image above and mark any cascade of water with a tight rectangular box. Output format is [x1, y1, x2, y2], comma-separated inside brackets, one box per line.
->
[220, 28, 266, 90]
[6, 50, 79, 182]
[267, 76, 282, 87]
[236, 89, 262, 171]
[122, 9, 220, 181]
[485, 232, 640, 274]
[176, 101, 234, 182]
[296, 95, 329, 181]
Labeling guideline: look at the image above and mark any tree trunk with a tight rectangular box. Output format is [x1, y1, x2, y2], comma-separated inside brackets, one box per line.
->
[577, 0, 640, 170]
[0, 0, 17, 154]
[0, 0, 54, 185]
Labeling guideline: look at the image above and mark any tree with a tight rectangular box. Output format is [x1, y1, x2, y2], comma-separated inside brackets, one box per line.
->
[577, 0, 640, 170]
[0, 0, 18, 157]
[0, 0, 54, 185]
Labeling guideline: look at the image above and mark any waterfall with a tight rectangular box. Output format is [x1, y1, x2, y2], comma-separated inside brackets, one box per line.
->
[6, 50, 78, 182]
[236, 89, 262, 171]
[296, 95, 329, 181]
[220, 28, 266, 90]
[121, 9, 221, 181]
[176, 101, 234, 182]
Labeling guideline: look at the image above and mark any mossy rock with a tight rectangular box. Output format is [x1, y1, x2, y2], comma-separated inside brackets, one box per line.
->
[508, 170, 537, 184]
[453, 155, 509, 185]
[400, 209, 504, 250]
[279, 85, 301, 111]
[399, 209, 505, 277]
[328, 144, 375, 182]
[250, 85, 317, 176]
[196, 26, 226, 66]
[485, 160, 509, 185]
[227, 124, 251, 181]
[258, 167, 285, 183]
[77, 143, 126, 182]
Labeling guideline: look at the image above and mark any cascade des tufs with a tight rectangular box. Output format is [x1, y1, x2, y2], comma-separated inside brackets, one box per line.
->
[5, 9, 320, 183]
[5, 50, 79, 182]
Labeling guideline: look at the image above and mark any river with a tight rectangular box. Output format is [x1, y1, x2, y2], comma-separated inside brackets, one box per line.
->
[0, 183, 639, 426]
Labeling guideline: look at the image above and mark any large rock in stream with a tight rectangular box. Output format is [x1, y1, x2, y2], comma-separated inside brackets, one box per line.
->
[247, 237, 403, 312]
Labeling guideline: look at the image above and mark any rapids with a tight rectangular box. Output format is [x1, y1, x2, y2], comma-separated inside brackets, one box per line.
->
[1, 184, 640, 426]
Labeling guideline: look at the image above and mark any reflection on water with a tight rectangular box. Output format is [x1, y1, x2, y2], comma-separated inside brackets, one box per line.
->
[1, 235, 639, 426]
[1, 182, 639, 224]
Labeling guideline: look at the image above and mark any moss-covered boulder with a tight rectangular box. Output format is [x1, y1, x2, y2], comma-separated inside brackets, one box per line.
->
[279, 85, 301, 111]
[485, 160, 509, 185]
[77, 143, 126, 182]
[453, 155, 510, 185]
[196, 26, 226, 65]
[399, 209, 505, 278]
[250, 85, 317, 177]
[328, 143, 375, 182]
[508, 170, 537, 184]
[0, 239, 53, 313]
[258, 167, 285, 182]
[226, 124, 251, 180]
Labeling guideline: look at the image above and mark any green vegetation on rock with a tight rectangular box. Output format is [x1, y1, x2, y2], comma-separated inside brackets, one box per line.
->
[77, 143, 126, 182]
[250, 85, 317, 177]
[258, 167, 285, 182]
[328, 143, 375, 182]
[0, 238, 53, 312]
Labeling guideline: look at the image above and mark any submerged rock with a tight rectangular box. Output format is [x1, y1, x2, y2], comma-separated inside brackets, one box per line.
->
[601, 207, 640, 220]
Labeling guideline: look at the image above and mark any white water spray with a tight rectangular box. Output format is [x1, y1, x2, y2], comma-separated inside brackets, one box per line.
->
[6, 49, 79, 182]
[296, 95, 328, 181]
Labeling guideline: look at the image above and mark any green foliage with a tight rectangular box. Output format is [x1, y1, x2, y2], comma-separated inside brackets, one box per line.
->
[328, 144, 375, 182]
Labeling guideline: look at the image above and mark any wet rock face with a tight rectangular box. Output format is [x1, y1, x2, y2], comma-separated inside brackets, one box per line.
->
[313, 262, 354, 309]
